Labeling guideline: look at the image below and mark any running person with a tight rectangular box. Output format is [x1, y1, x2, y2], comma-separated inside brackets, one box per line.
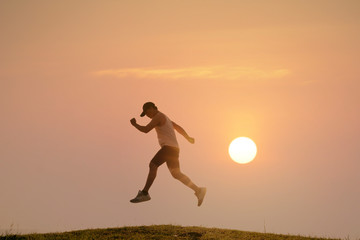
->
[130, 102, 206, 206]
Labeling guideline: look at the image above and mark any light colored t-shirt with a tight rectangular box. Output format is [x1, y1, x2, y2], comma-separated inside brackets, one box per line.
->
[155, 112, 179, 148]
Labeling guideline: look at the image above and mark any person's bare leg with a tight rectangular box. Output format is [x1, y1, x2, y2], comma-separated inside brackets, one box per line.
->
[169, 168, 199, 193]
[142, 162, 158, 193]
[169, 167, 206, 206]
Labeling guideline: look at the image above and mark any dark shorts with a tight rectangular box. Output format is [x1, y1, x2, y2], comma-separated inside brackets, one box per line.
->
[151, 146, 180, 169]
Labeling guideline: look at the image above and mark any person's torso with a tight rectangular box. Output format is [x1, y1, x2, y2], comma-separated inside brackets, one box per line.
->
[155, 112, 179, 148]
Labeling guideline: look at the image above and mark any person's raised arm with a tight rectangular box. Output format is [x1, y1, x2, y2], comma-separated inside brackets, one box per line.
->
[130, 116, 160, 133]
[172, 121, 195, 144]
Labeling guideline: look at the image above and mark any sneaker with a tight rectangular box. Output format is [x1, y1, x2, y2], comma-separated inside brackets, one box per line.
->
[195, 187, 206, 206]
[130, 190, 151, 203]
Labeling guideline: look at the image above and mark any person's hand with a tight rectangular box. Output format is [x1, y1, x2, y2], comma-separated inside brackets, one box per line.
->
[130, 118, 137, 126]
[187, 136, 195, 144]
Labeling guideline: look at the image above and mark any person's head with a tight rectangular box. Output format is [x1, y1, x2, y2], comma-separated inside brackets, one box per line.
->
[140, 102, 158, 118]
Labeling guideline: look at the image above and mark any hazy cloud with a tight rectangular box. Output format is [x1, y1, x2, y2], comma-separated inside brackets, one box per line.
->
[93, 66, 291, 81]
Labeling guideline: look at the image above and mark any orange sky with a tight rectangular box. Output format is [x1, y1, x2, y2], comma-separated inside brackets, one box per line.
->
[1, 1, 360, 238]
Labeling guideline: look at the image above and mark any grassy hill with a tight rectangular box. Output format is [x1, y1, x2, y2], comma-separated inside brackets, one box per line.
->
[0, 225, 340, 240]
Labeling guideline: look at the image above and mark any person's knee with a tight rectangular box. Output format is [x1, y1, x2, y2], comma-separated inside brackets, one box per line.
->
[170, 169, 182, 180]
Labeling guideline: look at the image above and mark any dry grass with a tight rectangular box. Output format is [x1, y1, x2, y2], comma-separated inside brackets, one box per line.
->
[0, 225, 341, 240]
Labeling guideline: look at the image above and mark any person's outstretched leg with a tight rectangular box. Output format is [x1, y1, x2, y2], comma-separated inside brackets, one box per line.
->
[169, 167, 206, 206]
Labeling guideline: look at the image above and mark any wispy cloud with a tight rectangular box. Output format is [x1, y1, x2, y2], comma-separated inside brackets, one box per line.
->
[93, 66, 291, 81]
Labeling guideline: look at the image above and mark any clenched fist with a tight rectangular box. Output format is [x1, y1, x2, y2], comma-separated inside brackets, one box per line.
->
[130, 118, 137, 126]
[187, 136, 195, 144]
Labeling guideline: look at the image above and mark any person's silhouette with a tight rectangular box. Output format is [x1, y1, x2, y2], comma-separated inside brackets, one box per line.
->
[130, 102, 206, 206]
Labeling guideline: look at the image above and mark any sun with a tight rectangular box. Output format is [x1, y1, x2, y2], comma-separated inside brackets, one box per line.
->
[229, 137, 257, 164]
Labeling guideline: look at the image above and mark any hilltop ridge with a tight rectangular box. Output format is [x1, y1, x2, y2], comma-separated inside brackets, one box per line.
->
[1, 225, 340, 240]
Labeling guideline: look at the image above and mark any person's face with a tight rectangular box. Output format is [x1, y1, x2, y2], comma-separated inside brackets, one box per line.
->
[145, 107, 157, 118]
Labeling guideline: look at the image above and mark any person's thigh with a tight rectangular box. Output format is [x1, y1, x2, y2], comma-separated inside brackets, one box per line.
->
[150, 148, 168, 167]
[165, 147, 180, 170]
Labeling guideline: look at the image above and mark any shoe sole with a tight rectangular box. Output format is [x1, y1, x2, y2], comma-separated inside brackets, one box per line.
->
[130, 197, 151, 203]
